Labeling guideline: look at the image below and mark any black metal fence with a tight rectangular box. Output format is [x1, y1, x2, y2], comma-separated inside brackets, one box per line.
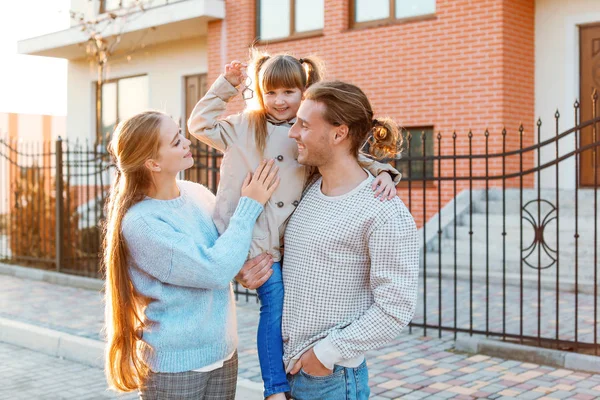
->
[401, 95, 600, 356]
[1, 96, 599, 354]
[0, 139, 111, 276]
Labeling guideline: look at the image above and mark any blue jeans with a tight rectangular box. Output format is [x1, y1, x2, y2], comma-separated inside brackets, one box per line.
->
[256, 261, 290, 397]
[287, 360, 370, 400]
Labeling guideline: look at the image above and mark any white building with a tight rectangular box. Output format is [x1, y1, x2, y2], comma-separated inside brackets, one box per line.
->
[18, 0, 223, 144]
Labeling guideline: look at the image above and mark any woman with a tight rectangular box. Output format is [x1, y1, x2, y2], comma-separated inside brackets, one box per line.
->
[102, 110, 279, 399]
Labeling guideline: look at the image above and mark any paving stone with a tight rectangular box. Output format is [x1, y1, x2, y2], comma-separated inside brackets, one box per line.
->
[549, 390, 578, 399]
[518, 391, 545, 400]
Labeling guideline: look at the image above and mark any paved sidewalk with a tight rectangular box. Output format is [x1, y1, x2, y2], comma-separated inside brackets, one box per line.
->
[0, 341, 136, 400]
[0, 341, 260, 400]
[2, 273, 600, 399]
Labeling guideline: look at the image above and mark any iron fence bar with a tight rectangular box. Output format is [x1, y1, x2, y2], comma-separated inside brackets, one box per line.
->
[55, 137, 64, 272]
[36, 142, 42, 262]
[41, 141, 47, 259]
[437, 132, 442, 339]
[452, 132, 457, 341]
[519, 124, 524, 345]
[554, 111, 560, 346]
[72, 141, 79, 269]
[574, 101, 580, 353]
[23, 142, 29, 262]
[65, 140, 72, 271]
[422, 130, 427, 337]
[98, 143, 106, 227]
[469, 130, 473, 337]
[407, 131, 413, 335]
[86, 140, 92, 275]
[1, 136, 6, 261]
[15, 140, 21, 266]
[93, 140, 100, 277]
[502, 128, 507, 341]
[211, 147, 218, 193]
[537, 119, 542, 347]
[485, 129, 490, 336]
[593, 90, 598, 356]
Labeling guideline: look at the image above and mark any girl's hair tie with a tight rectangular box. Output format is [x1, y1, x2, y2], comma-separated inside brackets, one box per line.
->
[372, 119, 388, 141]
[298, 58, 305, 64]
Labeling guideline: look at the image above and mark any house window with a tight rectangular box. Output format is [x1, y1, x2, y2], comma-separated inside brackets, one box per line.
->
[395, 127, 434, 180]
[100, 0, 137, 13]
[352, 0, 435, 26]
[98, 75, 149, 144]
[257, 0, 324, 41]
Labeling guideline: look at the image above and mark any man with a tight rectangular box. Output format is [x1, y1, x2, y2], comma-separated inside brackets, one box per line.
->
[283, 81, 419, 400]
[239, 81, 419, 400]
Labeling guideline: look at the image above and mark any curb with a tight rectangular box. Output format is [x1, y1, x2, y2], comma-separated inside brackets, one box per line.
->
[0, 317, 105, 368]
[455, 336, 600, 374]
[0, 316, 263, 397]
[0, 262, 104, 291]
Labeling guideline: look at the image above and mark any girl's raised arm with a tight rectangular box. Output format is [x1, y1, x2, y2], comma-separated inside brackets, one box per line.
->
[187, 62, 248, 152]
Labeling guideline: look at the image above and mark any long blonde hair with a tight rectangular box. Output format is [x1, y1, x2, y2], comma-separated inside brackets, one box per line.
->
[103, 111, 166, 392]
[247, 49, 324, 153]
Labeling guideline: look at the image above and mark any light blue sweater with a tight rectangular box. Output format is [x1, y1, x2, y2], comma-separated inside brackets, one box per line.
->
[120, 180, 263, 373]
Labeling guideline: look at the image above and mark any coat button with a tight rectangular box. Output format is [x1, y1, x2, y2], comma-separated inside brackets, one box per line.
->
[276, 155, 284, 161]
[277, 201, 284, 208]
[292, 200, 299, 206]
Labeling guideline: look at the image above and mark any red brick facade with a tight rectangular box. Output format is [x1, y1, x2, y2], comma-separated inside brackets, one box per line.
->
[206, 0, 535, 226]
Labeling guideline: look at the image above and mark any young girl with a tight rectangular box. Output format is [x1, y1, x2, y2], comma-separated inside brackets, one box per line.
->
[103, 111, 279, 398]
[188, 51, 401, 399]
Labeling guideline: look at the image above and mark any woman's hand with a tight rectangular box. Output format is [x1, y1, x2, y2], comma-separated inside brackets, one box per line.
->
[372, 172, 397, 201]
[241, 159, 280, 206]
[223, 60, 247, 87]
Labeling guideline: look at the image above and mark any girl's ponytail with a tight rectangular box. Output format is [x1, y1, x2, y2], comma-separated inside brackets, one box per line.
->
[299, 56, 324, 88]
[369, 117, 402, 160]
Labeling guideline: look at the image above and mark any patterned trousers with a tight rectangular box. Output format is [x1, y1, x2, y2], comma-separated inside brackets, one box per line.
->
[139, 351, 238, 400]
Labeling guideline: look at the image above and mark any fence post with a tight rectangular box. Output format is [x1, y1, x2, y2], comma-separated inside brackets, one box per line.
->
[55, 137, 64, 272]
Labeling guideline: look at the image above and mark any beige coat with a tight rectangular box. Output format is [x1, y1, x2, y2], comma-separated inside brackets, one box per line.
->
[188, 75, 400, 261]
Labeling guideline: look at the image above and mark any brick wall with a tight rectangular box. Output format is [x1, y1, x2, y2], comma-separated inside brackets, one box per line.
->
[206, 0, 535, 227]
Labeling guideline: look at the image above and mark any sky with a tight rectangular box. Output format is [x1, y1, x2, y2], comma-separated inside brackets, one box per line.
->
[0, 0, 70, 116]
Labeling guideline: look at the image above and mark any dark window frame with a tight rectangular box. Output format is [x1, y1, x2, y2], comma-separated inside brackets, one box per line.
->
[350, 0, 436, 30]
[95, 73, 148, 145]
[256, 0, 324, 43]
[394, 126, 435, 184]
